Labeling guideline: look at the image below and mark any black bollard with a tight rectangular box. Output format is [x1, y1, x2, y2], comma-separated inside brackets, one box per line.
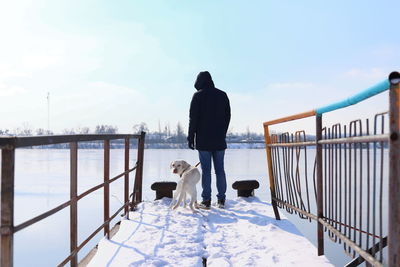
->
[232, 180, 260, 197]
[151, 182, 177, 200]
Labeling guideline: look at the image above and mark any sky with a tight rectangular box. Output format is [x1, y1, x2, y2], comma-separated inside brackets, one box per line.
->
[1, 0, 399, 134]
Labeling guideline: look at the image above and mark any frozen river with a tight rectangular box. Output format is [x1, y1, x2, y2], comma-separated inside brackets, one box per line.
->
[10, 148, 351, 266]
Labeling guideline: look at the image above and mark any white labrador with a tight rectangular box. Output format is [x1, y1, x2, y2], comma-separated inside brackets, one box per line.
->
[170, 160, 200, 211]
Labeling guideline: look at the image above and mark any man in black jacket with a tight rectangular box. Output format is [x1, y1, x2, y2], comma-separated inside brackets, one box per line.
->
[188, 71, 231, 209]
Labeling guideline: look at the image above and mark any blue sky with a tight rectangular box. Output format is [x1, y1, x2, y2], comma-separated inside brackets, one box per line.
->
[1, 0, 399, 134]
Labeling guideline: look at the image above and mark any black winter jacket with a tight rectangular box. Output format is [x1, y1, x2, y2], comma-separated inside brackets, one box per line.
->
[188, 71, 231, 151]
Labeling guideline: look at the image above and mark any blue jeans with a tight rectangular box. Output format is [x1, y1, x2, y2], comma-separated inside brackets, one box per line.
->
[198, 150, 227, 201]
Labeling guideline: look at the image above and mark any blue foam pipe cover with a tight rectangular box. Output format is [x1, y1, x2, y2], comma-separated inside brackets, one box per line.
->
[315, 79, 390, 115]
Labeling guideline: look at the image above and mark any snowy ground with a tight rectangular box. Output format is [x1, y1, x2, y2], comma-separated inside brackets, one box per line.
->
[88, 197, 332, 267]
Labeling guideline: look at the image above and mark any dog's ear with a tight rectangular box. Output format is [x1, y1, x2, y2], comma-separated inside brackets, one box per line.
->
[170, 161, 174, 169]
[182, 160, 190, 170]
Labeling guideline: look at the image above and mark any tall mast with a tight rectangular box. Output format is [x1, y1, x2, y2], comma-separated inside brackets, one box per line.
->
[47, 92, 50, 133]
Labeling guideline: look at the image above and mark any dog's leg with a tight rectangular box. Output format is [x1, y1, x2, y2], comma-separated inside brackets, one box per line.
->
[172, 191, 185, 210]
[170, 189, 177, 208]
[170, 193, 176, 208]
[170, 182, 181, 208]
[189, 190, 197, 211]
[183, 192, 187, 208]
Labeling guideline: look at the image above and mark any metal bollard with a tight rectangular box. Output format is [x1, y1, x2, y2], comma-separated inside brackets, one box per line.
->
[151, 182, 177, 200]
[232, 180, 260, 197]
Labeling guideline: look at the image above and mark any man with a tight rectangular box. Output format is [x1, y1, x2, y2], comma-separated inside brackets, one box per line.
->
[188, 71, 231, 209]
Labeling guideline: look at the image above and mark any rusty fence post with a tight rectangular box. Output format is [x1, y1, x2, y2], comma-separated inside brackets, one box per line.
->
[124, 138, 130, 218]
[136, 132, 145, 203]
[70, 142, 78, 267]
[1, 146, 15, 267]
[388, 71, 400, 267]
[103, 140, 110, 238]
[316, 114, 324, 256]
[131, 132, 145, 210]
[263, 124, 281, 220]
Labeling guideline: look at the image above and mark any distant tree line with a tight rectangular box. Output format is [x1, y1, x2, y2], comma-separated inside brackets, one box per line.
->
[0, 122, 268, 149]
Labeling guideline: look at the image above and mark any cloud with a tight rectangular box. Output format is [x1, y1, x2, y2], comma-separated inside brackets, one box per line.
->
[86, 81, 143, 97]
[266, 82, 315, 90]
[0, 82, 26, 96]
[370, 44, 400, 60]
[344, 68, 387, 80]
[57, 81, 147, 111]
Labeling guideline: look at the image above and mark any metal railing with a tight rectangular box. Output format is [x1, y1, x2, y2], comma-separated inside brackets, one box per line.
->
[0, 132, 146, 267]
[263, 72, 400, 266]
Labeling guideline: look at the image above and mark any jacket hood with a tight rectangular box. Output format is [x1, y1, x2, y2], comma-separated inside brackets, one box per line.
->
[194, 71, 215, 90]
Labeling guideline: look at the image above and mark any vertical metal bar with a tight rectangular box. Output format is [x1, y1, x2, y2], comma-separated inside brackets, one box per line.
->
[323, 127, 327, 230]
[103, 140, 110, 238]
[303, 131, 312, 221]
[271, 136, 281, 206]
[366, 122, 373, 267]
[358, 121, 363, 252]
[328, 128, 333, 239]
[316, 115, 324, 255]
[137, 132, 145, 203]
[132, 132, 146, 210]
[379, 115, 385, 263]
[388, 71, 400, 267]
[70, 142, 78, 267]
[344, 125, 350, 254]
[349, 122, 354, 256]
[366, 119, 371, 251]
[289, 134, 300, 213]
[277, 137, 285, 208]
[353, 121, 359, 257]
[372, 115, 378, 257]
[264, 125, 281, 220]
[283, 134, 294, 213]
[334, 125, 339, 240]
[338, 124, 343, 244]
[1, 146, 15, 267]
[286, 134, 296, 213]
[273, 135, 284, 208]
[282, 134, 291, 212]
[124, 138, 130, 219]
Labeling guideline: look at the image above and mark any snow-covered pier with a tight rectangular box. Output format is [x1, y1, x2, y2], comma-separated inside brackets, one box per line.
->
[87, 197, 332, 266]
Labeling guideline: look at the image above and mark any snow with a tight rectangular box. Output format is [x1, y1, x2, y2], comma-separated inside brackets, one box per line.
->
[88, 197, 332, 267]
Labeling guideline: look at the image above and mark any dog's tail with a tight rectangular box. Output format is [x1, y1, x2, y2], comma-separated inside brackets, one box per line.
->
[195, 162, 201, 168]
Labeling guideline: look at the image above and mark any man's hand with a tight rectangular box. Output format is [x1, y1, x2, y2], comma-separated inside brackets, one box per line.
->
[188, 136, 195, 150]
[188, 142, 195, 150]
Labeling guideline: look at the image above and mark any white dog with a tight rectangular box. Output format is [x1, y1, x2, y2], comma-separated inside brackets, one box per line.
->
[170, 160, 200, 211]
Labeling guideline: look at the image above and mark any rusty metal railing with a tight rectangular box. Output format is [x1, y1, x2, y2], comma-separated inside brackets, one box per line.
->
[263, 72, 400, 266]
[0, 132, 146, 267]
